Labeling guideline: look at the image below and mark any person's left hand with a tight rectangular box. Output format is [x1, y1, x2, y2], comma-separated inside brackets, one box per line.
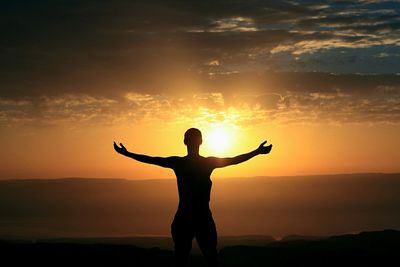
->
[114, 142, 128, 155]
[257, 141, 272, 154]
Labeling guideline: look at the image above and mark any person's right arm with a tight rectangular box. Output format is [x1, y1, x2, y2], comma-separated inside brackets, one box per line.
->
[113, 142, 177, 168]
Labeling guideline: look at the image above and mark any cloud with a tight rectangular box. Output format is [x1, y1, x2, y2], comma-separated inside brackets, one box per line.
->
[0, 1, 399, 127]
[1, 72, 400, 127]
[206, 17, 258, 32]
[1, 0, 399, 99]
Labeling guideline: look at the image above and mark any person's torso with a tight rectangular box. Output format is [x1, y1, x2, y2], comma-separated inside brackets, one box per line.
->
[172, 156, 214, 211]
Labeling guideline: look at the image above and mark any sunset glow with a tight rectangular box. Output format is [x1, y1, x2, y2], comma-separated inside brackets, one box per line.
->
[205, 124, 235, 155]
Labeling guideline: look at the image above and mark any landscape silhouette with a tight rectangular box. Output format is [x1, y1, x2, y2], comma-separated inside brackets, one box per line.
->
[114, 128, 272, 267]
[1, 174, 400, 266]
[1, 229, 399, 267]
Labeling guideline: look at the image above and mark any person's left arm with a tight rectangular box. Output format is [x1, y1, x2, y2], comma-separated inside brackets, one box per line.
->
[209, 141, 272, 168]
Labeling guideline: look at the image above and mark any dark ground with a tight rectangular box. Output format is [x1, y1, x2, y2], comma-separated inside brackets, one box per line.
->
[1, 229, 399, 267]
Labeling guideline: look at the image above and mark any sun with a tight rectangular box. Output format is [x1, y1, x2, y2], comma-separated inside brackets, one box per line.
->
[206, 124, 233, 154]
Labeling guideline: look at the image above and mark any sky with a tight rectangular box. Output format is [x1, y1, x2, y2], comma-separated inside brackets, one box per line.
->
[1, 0, 400, 179]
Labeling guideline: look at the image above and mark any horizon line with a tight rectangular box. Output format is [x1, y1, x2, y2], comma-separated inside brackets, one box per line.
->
[1, 229, 399, 243]
[1, 172, 398, 182]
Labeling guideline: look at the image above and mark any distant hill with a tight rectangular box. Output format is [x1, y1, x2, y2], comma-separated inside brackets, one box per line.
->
[1, 229, 399, 267]
[220, 229, 400, 267]
[280, 234, 323, 242]
[1, 173, 400, 239]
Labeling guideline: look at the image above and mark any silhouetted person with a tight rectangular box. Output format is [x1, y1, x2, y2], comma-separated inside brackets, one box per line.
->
[114, 128, 272, 267]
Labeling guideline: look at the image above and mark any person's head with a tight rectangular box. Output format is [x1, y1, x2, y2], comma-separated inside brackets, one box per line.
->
[184, 128, 202, 148]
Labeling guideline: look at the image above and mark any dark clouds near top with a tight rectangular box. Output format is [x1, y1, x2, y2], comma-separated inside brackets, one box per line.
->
[0, 0, 400, 125]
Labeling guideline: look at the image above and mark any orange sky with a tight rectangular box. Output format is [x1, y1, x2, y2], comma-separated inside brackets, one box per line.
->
[1, 112, 399, 179]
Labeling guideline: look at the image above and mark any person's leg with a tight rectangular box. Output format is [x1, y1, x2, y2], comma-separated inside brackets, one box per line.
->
[195, 213, 219, 267]
[171, 216, 194, 267]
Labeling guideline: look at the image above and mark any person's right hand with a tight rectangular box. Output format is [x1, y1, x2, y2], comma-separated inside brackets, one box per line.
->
[257, 141, 272, 154]
[114, 142, 128, 155]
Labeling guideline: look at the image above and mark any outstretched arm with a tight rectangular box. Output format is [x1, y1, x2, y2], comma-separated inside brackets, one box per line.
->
[210, 141, 272, 168]
[113, 142, 176, 168]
